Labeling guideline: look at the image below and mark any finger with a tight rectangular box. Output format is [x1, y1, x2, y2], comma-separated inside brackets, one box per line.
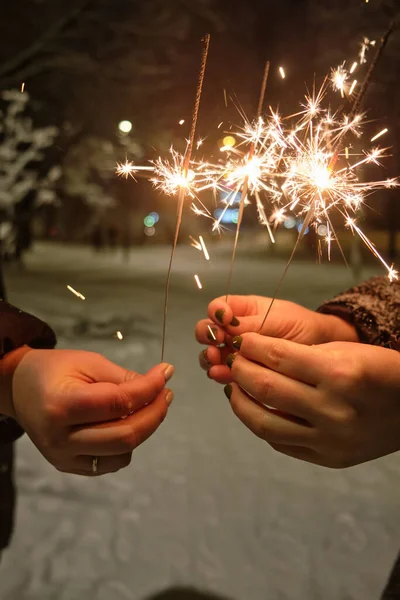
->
[207, 297, 252, 328]
[65, 453, 132, 477]
[239, 333, 327, 385]
[68, 388, 172, 455]
[66, 366, 170, 425]
[227, 383, 315, 446]
[231, 354, 317, 422]
[199, 346, 232, 371]
[195, 320, 226, 345]
[208, 365, 233, 385]
[76, 353, 174, 386]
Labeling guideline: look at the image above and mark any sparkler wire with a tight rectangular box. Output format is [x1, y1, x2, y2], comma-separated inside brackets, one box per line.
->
[225, 60, 270, 302]
[161, 33, 210, 360]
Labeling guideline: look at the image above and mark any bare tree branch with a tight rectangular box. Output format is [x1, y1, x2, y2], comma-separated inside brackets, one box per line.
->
[0, 0, 92, 80]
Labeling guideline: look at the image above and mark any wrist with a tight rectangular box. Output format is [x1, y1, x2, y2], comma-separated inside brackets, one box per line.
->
[320, 314, 360, 343]
[0, 346, 33, 419]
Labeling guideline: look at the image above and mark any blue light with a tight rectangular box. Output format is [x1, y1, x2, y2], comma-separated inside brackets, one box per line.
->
[213, 208, 240, 224]
[149, 212, 160, 223]
[284, 217, 296, 229]
[297, 222, 310, 235]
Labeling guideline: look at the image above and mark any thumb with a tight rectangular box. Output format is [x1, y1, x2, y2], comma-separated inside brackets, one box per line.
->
[66, 363, 174, 426]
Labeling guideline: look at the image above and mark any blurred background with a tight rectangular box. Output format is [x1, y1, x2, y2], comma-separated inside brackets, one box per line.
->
[0, 1, 399, 599]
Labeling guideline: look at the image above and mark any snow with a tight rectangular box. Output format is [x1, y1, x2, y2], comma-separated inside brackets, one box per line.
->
[1, 241, 399, 600]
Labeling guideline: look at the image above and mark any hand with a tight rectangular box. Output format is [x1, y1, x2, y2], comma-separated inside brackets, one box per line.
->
[225, 333, 400, 468]
[195, 295, 358, 383]
[7, 349, 174, 476]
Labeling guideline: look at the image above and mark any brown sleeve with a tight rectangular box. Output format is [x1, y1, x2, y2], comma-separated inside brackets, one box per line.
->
[317, 276, 400, 350]
[0, 301, 56, 444]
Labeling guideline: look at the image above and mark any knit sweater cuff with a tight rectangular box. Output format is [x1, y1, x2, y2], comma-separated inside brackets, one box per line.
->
[317, 276, 399, 350]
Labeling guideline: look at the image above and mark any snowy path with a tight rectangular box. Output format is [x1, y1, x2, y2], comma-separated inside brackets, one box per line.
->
[1, 242, 399, 600]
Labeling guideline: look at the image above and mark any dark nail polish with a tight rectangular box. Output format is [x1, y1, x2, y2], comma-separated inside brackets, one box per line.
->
[224, 384, 233, 400]
[232, 336, 243, 350]
[230, 316, 240, 327]
[215, 309, 225, 324]
[226, 353, 236, 369]
[207, 327, 218, 342]
[199, 349, 211, 369]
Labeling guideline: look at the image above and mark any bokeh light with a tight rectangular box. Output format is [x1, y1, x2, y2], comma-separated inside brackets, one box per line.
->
[118, 120, 133, 134]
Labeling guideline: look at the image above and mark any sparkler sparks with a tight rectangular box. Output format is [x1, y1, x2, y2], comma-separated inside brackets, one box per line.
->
[349, 79, 358, 95]
[67, 285, 85, 300]
[116, 28, 398, 358]
[371, 127, 388, 142]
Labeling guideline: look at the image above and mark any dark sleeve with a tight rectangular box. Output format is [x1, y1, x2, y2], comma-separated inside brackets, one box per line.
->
[317, 276, 400, 350]
[0, 300, 56, 444]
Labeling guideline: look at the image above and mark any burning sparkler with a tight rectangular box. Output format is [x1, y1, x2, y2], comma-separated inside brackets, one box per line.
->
[116, 22, 398, 352]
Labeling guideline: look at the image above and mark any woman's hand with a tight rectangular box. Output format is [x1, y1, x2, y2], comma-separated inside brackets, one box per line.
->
[195, 295, 358, 383]
[225, 333, 400, 468]
[4, 349, 174, 476]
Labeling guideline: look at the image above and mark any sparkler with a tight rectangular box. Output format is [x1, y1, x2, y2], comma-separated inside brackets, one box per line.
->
[257, 23, 398, 333]
[160, 34, 210, 360]
[225, 60, 272, 301]
[116, 23, 398, 352]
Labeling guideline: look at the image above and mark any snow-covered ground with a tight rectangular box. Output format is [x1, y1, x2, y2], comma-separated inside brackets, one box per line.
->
[1, 241, 399, 600]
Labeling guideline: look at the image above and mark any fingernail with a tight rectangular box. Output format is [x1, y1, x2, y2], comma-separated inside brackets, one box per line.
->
[166, 390, 174, 407]
[232, 336, 243, 350]
[162, 364, 175, 382]
[207, 327, 218, 342]
[207, 370, 213, 379]
[226, 353, 236, 369]
[230, 316, 240, 327]
[224, 384, 233, 400]
[215, 309, 225, 324]
[199, 349, 212, 370]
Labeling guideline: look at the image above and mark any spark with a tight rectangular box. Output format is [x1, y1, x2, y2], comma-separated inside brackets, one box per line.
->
[371, 127, 388, 142]
[179, 119, 185, 125]
[199, 236, 210, 260]
[350, 62, 358, 74]
[331, 64, 348, 96]
[116, 160, 137, 178]
[279, 67, 286, 79]
[151, 149, 197, 196]
[360, 37, 376, 64]
[266, 75, 398, 279]
[20, 82, 25, 93]
[349, 79, 358, 95]
[116, 331, 124, 340]
[194, 274, 203, 289]
[67, 285, 85, 300]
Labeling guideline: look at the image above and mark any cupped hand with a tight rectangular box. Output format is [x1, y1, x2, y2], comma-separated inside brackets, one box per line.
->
[224, 333, 400, 468]
[10, 349, 174, 476]
[195, 295, 358, 384]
